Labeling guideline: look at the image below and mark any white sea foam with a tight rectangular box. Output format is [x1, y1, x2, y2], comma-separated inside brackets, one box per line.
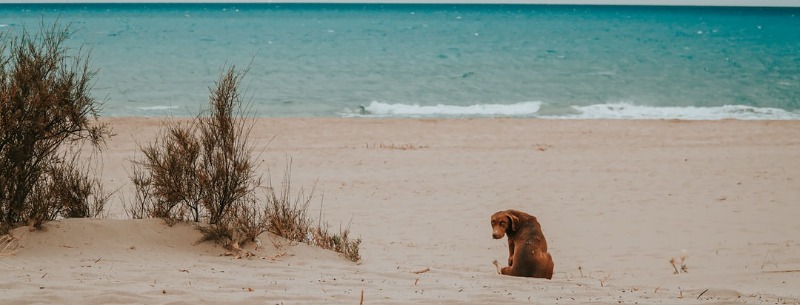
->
[566, 103, 800, 120]
[357, 101, 543, 117]
[350, 101, 800, 120]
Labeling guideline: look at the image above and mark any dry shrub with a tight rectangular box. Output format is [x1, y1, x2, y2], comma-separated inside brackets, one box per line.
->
[196, 67, 257, 226]
[130, 66, 261, 247]
[130, 121, 201, 222]
[130, 66, 361, 261]
[0, 23, 111, 234]
[197, 194, 268, 250]
[26, 154, 110, 228]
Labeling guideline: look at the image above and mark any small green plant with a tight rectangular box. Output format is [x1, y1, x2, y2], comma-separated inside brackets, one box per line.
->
[0, 23, 111, 234]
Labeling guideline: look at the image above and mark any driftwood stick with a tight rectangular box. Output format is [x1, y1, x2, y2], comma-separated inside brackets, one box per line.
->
[762, 269, 800, 273]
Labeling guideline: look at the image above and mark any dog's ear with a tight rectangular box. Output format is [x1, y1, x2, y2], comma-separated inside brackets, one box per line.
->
[507, 213, 519, 232]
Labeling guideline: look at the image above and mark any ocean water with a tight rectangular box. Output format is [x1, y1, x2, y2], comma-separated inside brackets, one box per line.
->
[1, 3, 799, 119]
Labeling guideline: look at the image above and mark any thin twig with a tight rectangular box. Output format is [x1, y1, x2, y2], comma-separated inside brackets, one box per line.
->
[492, 260, 502, 274]
[697, 288, 709, 299]
[761, 249, 770, 269]
[599, 273, 611, 287]
[669, 257, 679, 274]
[411, 267, 430, 274]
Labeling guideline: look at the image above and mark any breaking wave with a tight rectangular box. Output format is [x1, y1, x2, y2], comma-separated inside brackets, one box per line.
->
[345, 101, 800, 120]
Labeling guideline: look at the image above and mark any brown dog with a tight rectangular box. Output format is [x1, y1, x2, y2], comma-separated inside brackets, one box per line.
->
[491, 209, 554, 279]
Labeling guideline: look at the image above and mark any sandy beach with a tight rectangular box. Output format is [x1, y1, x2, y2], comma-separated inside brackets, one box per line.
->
[2, 118, 799, 304]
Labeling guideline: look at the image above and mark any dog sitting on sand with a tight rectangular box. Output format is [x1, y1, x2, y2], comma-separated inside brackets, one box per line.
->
[490, 209, 554, 279]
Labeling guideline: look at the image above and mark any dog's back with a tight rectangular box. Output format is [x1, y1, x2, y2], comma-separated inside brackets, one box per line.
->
[492, 209, 554, 279]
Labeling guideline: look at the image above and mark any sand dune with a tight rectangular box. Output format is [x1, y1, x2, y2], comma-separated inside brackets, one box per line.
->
[2, 118, 799, 304]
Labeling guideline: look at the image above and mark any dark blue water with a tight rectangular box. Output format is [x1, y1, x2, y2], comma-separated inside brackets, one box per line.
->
[2, 3, 799, 119]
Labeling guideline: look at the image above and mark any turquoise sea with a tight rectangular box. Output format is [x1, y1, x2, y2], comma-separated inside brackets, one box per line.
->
[1, 3, 799, 119]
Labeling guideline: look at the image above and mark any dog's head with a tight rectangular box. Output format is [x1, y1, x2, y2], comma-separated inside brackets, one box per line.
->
[491, 210, 519, 239]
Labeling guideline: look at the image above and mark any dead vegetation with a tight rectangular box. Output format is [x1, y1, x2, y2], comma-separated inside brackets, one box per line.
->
[669, 255, 688, 274]
[263, 164, 361, 262]
[129, 66, 361, 262]
[0, 233, 19, 257]
[363, 143, 427, 150]
[0, 23, 112, 234]
[0, 23, 360, 263]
